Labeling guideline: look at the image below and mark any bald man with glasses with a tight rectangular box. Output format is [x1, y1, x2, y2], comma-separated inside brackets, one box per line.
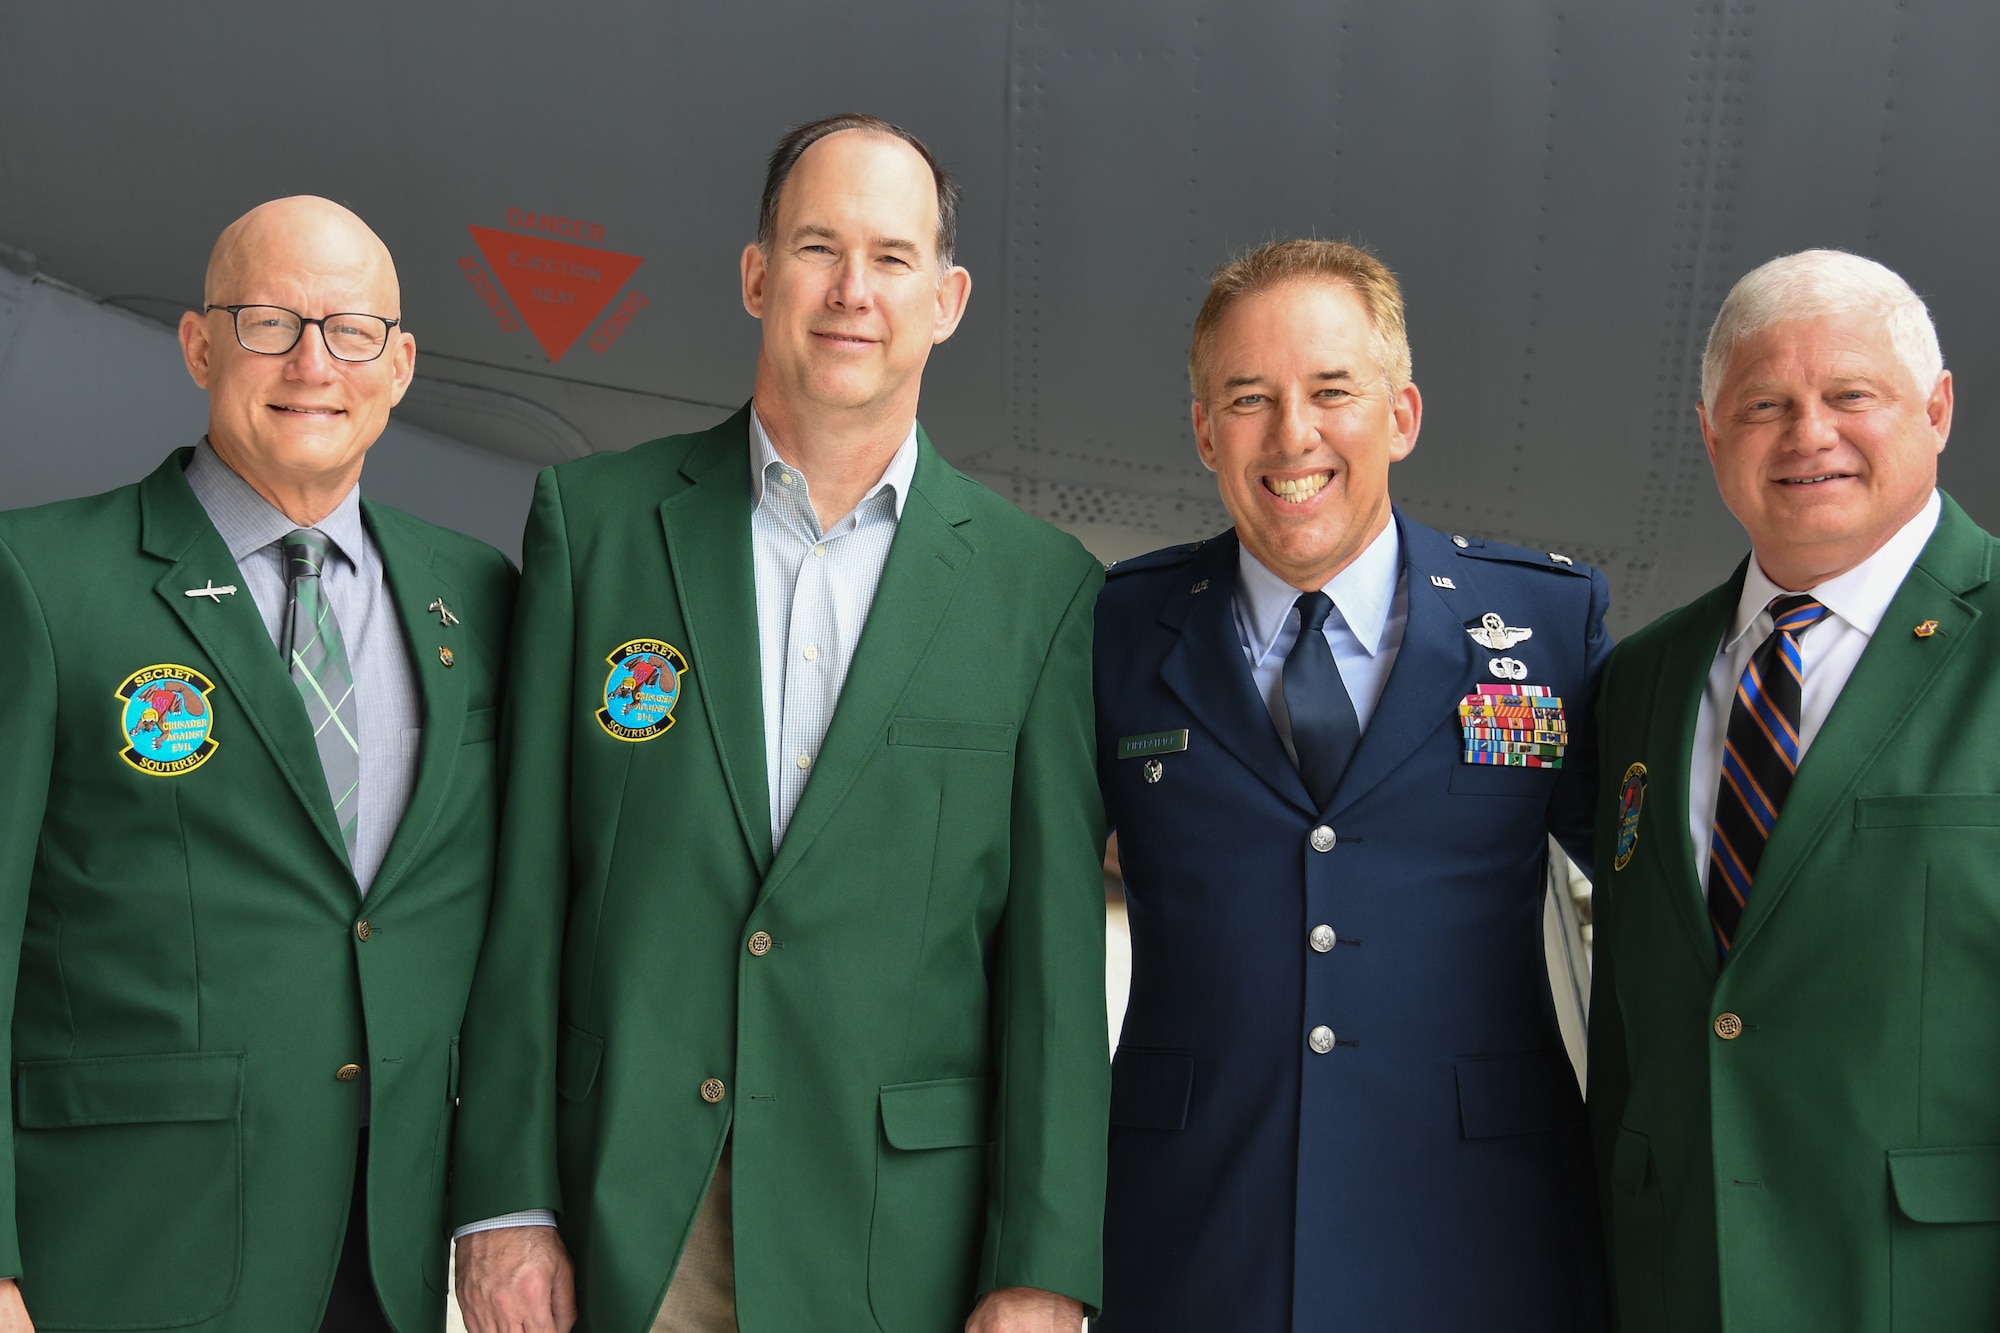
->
[0, 196, 519, 1333]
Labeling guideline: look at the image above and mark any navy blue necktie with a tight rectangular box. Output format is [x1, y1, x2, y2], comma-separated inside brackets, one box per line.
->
[1283, 591, 1362, 809]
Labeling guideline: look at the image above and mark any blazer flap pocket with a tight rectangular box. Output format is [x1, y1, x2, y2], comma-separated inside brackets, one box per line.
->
[1889, 1145, 2000, 1223]
[879, 1076, 993, 1150]
[1455, 1048, 1585, 1139]
[1855, 794, 2000, 828]
[461, 706, 498, 745]
[1110, 1047, 1194, 1130]
[557, 1024, 604, 1104]
[1612, 1126, 1653, 1200]
[888, 718, 1017, 752]
[16, 1051, 244, 1128]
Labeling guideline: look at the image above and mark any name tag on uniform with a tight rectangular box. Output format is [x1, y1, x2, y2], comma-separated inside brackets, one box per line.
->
[1118, 729, 1189, 761]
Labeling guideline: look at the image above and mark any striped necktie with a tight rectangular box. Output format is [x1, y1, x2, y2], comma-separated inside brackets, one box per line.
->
[281, 529, 360, 861]
[1707, 593, 1831, 958]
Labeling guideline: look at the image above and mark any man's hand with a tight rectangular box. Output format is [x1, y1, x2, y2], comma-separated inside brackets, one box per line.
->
[0, 1279, 33, 1332]
[454, 1225, 575, 1333]
[965, 1286, 1084, 1333]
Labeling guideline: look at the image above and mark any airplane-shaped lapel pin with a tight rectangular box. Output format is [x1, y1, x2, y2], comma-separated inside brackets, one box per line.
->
[428, 597, 460, 628]
[182, 581, 238, 602]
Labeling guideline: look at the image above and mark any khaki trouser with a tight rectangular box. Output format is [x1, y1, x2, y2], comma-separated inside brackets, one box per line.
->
[649, 1143, 737, 1333]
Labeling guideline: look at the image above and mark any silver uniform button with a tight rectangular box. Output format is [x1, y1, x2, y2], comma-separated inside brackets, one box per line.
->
[1310, 825, 1336, 853]
[1310, 924, 1337, 953]
[1452, 535, 1470, 548]
[1308, 1026, 1336, 1054]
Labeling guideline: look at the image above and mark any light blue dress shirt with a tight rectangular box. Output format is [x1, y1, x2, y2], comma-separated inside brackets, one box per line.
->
[749, 407, 917, 850]
[1232, 515, 1408, 763]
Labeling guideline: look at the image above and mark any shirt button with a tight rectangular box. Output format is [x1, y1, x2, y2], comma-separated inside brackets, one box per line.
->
[1308, 1026, 1336, 1054]
[803, 645, 818, 662]
[700, 1078, 727, 1103]
[1714, 1012, 1744, 1040]
[747, 931, 773, 956]
[812, 544, 825, 558]
[336, 1064, 362, 1082]
[1310, 826, 1336, 853]
[780, 472, 795, 486]
[796, 753, 812, 770]
[1309, 924, 1336, 953]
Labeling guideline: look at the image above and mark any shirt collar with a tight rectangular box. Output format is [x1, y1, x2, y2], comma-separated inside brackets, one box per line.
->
[183, 437, 366, 570]
[1235, 516, 1402, 666]
[748, 406, 916, 522]
[1726, 488, 1942, 649]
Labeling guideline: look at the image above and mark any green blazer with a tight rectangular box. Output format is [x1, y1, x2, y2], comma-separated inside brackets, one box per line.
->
[452, 407, 1110, 1332]
[0, 451, 515, 1333]
[1589, 493, 2000, 1332]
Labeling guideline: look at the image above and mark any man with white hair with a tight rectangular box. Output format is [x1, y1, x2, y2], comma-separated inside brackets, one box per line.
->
[1588, 248, 2000, 1330]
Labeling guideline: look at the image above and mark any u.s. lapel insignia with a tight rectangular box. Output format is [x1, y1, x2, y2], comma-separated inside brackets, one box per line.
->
[597, 638, 691, 741]
[116, 665, 219, 776]
[1466, 612, 1533, 651]
[1613, 761, 1648, 870]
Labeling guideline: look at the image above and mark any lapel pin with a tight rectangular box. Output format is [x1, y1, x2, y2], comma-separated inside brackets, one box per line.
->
[1489, 656, 1529, 681]
[1143, 758, 1165, 784]
[1431, 575, 1456, 589]
[438, 646, 456, 667]
[1914, 619, 1939, 638]
[1467, 612, 1534, 651]
[428, 597, 460, 627]
[1189, 579, 1210, 594]
[182, 581, 238, 602]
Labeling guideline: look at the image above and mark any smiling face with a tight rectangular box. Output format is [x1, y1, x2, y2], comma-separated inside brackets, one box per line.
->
[1698, 312, 1951, 589]
[1194, 279, 1422, 590]
[178, 197, 415, 517]
[741, 129, 969, 429]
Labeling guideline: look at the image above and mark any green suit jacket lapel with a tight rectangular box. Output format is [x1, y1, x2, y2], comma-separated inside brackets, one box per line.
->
[140, 452, 351, 874]
[658, 407, 773, 878]
[1734, 494, 1992, 957]
[1650, 575, 1738, 975]
[759, 426, 973, 906]
[364, 501, 472, 905]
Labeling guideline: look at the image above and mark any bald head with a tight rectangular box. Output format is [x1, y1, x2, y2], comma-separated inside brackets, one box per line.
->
[203, 195, 400, 311]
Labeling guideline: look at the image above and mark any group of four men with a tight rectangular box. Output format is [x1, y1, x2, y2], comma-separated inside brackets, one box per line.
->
[0, 112, 1990, 1333]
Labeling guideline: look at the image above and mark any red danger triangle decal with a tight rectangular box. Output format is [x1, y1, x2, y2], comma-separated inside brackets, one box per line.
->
[467, 225, 644, 362]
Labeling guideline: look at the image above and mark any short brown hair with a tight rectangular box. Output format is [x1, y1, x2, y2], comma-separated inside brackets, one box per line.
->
[757, 113, 962, 268]
[1188, 239, 1412, 399]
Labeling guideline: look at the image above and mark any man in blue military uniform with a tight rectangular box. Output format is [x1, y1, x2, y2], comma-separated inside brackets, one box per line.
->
[1094, 239, 1610, 1330]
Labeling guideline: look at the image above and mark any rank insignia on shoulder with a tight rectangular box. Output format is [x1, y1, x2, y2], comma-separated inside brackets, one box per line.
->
[1458, 684, 1565, 768]
[116, 664, 219, 776]
[1118, 729, 1190, 761]
[1614, 762, 1647, 870]
[1548, 552, 1574, 566]
[597, 639, 691, 742]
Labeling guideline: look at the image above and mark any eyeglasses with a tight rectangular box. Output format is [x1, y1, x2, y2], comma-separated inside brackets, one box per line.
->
[204, 304, 400, 363]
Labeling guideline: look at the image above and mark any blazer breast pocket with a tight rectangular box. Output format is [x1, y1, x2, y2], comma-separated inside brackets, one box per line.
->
[1854, 793, 2000, 828]
[887, 718, 1017, 752]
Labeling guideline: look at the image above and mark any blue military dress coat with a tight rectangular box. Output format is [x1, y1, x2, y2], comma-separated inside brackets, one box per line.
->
[1094, 511, 1611, 1331]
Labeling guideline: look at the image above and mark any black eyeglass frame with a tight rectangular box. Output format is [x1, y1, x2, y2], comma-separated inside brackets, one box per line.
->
[203, 303, 403, 363]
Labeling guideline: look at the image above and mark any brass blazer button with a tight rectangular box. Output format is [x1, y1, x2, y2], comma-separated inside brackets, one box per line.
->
[336, 1064, 363, 1081]
[747, 931, 772, 957]
[355, 919, 371, 942]
[1714, 1012, 1744, 1040]
[700, 1078, 726, 1104]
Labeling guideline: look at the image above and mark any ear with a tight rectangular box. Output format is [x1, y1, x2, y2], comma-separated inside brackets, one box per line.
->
[386, 330, 418, 408]
[1927, 369, 1954, 451]
[179, 309, 214, 389]
[741, 242, 769, 319]
[1387, 381, 1423, 462]
[1192, 397, 1218, 472]
[931, 264, 972, 344]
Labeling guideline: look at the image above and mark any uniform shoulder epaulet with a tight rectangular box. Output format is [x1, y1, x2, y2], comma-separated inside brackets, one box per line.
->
[1104, 537, 1215, 579]
[1447, 533, 1593, 577]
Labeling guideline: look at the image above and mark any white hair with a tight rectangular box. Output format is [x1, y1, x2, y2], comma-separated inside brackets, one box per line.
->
[1701, 249, 1944, 414]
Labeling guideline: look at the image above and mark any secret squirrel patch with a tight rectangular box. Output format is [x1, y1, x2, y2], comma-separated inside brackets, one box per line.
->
[117, 665, 218, 776]
[597, 639, 690, 741]
[1614, 761, 1647, 871]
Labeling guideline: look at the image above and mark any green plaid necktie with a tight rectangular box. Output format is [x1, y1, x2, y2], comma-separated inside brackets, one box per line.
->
[281, 529, 360, 859]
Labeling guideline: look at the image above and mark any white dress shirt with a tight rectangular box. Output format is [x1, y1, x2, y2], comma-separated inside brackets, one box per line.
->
[1687, 489, 1941, 890]
[1233, 517, 1408, 760]
[750, 408, 917, 850]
